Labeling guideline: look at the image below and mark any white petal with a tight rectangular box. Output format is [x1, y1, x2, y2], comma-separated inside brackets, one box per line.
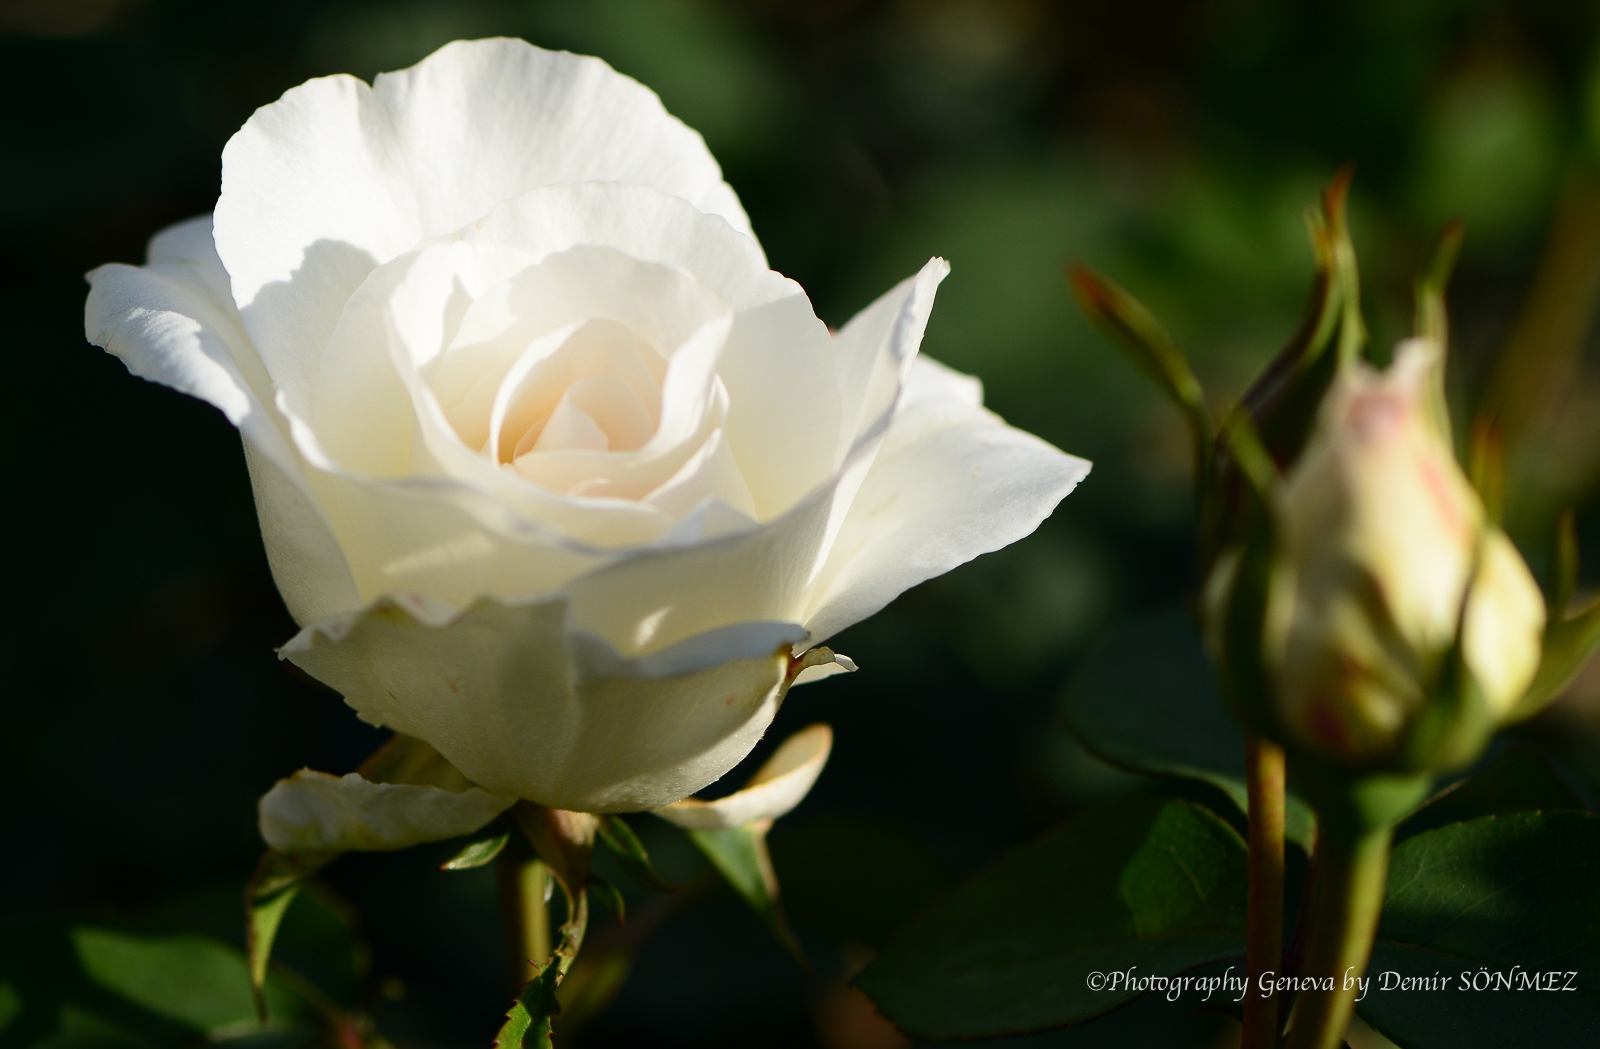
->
[86, 217, 362, 626]
[301, 240, 740, 557]
[653, 724, 832, 830]
[280, 594, 808, 812]
[902, 350, 984, 409]
[550, 262, 956, 655]
[560, 464, 843, 653]
[215, 39, 751, 397]
[807, 259, 951, 587]
[258, 769, 514, 853]
[456, 182, 790, 312]
[243, 438, 362, 625]
[644, 427, 758, 522]
[800, 363, 1092, 645]
[717, 292, 841, 520]
[85, 216, 288, 473]
[831, 258, 951, 465]
[791, 651, 857, 686]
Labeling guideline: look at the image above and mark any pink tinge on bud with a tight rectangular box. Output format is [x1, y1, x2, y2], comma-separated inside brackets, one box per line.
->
[1274, 340, 1545, 762]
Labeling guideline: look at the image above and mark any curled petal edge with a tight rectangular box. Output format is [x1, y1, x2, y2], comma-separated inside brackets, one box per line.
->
[259, 768, 515, 853]
[653, 723, 833, 830]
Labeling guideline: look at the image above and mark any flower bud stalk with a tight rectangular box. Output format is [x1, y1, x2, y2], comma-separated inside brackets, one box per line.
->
[1242, 735, 1287, 1049]
[1283, 824, 1391, 1049]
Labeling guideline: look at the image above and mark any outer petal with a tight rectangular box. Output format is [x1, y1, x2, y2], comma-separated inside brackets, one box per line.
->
[1463, 528, 1546, 716]
[654, 724, 832, 830]
[799, 355, 1092, 645]
[831, 258, 950, 466]
[215, 38, 752, 397]
[280, 594, 808, 812]
[85, 215, 288, 473]
[258, 769, 514, 852]
[243, 439, 363, 625]
[85, 217, 362, 625]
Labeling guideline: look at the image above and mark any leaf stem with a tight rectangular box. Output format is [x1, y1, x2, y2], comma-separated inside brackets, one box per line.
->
[1242, 735, 1286, 1049]
[1283, 824, 1390, 1049]
[498, 855, 552, 994]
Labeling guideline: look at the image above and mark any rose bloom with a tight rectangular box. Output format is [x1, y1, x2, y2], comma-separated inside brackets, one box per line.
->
[1272, 338, 1544, 762]
[86, 39, 1088, 832]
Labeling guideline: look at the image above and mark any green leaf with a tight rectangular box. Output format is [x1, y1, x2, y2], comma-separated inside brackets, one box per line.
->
[770, 815, 951, 952]
[494, 889, 588, 1049]
[854, 796, 1249, 1041]
[1358, 811, 1600, 1047]
[1061, 608, 1315, 849]
[246, 852, 335, 1023]
[687, 823, 807, 968]
[986, 958, 1244, 1047]
[155, 878, 367, 1012]
[0, 919, 315, 1049]
[441, 831, 511, 871]
[596, 815, 676, 892]
[495, 960, 562, 1049]
[1398, 746, 1584, 839]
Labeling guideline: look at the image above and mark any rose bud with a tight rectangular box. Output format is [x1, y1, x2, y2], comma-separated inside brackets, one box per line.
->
[1271, 338, 1545, 766]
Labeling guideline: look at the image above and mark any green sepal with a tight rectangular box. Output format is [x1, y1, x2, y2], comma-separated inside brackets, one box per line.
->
[1411, 220, 1463, 445]
[245, 850, 337, 1023]
[1213, 514, 1284, 741]
[1325, 172, 1367, 372]
[1413, 219, 1463, 348]
[1551, 508, 1580, 618]
[596, 814, 676, 892]
[511, 804, 597, 899]
[1293, 766, 1434, 841]
[1233, 179, 1344, 455]
[588, 875, 626, 923]
[1467, 414, 1506, 523]
[1514, 595, 1600, 722]
[357, 732, 476, 791]
[1395, 561, 1498, 777]
[1206, 170, 1357, 568]
[441, 828, 511, 871]
[1509, 510, 1599, 721]
[1067, 264, 1214, 483]
[687, 822, 808, 968]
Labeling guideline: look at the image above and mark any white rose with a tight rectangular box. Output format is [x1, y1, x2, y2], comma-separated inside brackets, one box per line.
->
[85, 39, 1089, 825]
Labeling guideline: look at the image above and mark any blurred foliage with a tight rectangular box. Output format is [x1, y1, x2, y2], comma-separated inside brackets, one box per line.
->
[2, 1, 1598, 1046]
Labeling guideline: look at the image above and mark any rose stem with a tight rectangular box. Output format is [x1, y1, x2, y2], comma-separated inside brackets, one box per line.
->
[1242, 735, 1287, 1049]
[496, 854, 552, 995]
[1282, 825, 1390, 1049]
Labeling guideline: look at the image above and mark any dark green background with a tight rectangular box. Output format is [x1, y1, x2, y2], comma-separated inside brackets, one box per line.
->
[3, 1, 1598, 1046]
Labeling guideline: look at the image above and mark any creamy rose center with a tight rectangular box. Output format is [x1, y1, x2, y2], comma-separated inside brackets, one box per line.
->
[410, 245, 735, 503]
[490, 319, 668, 463]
